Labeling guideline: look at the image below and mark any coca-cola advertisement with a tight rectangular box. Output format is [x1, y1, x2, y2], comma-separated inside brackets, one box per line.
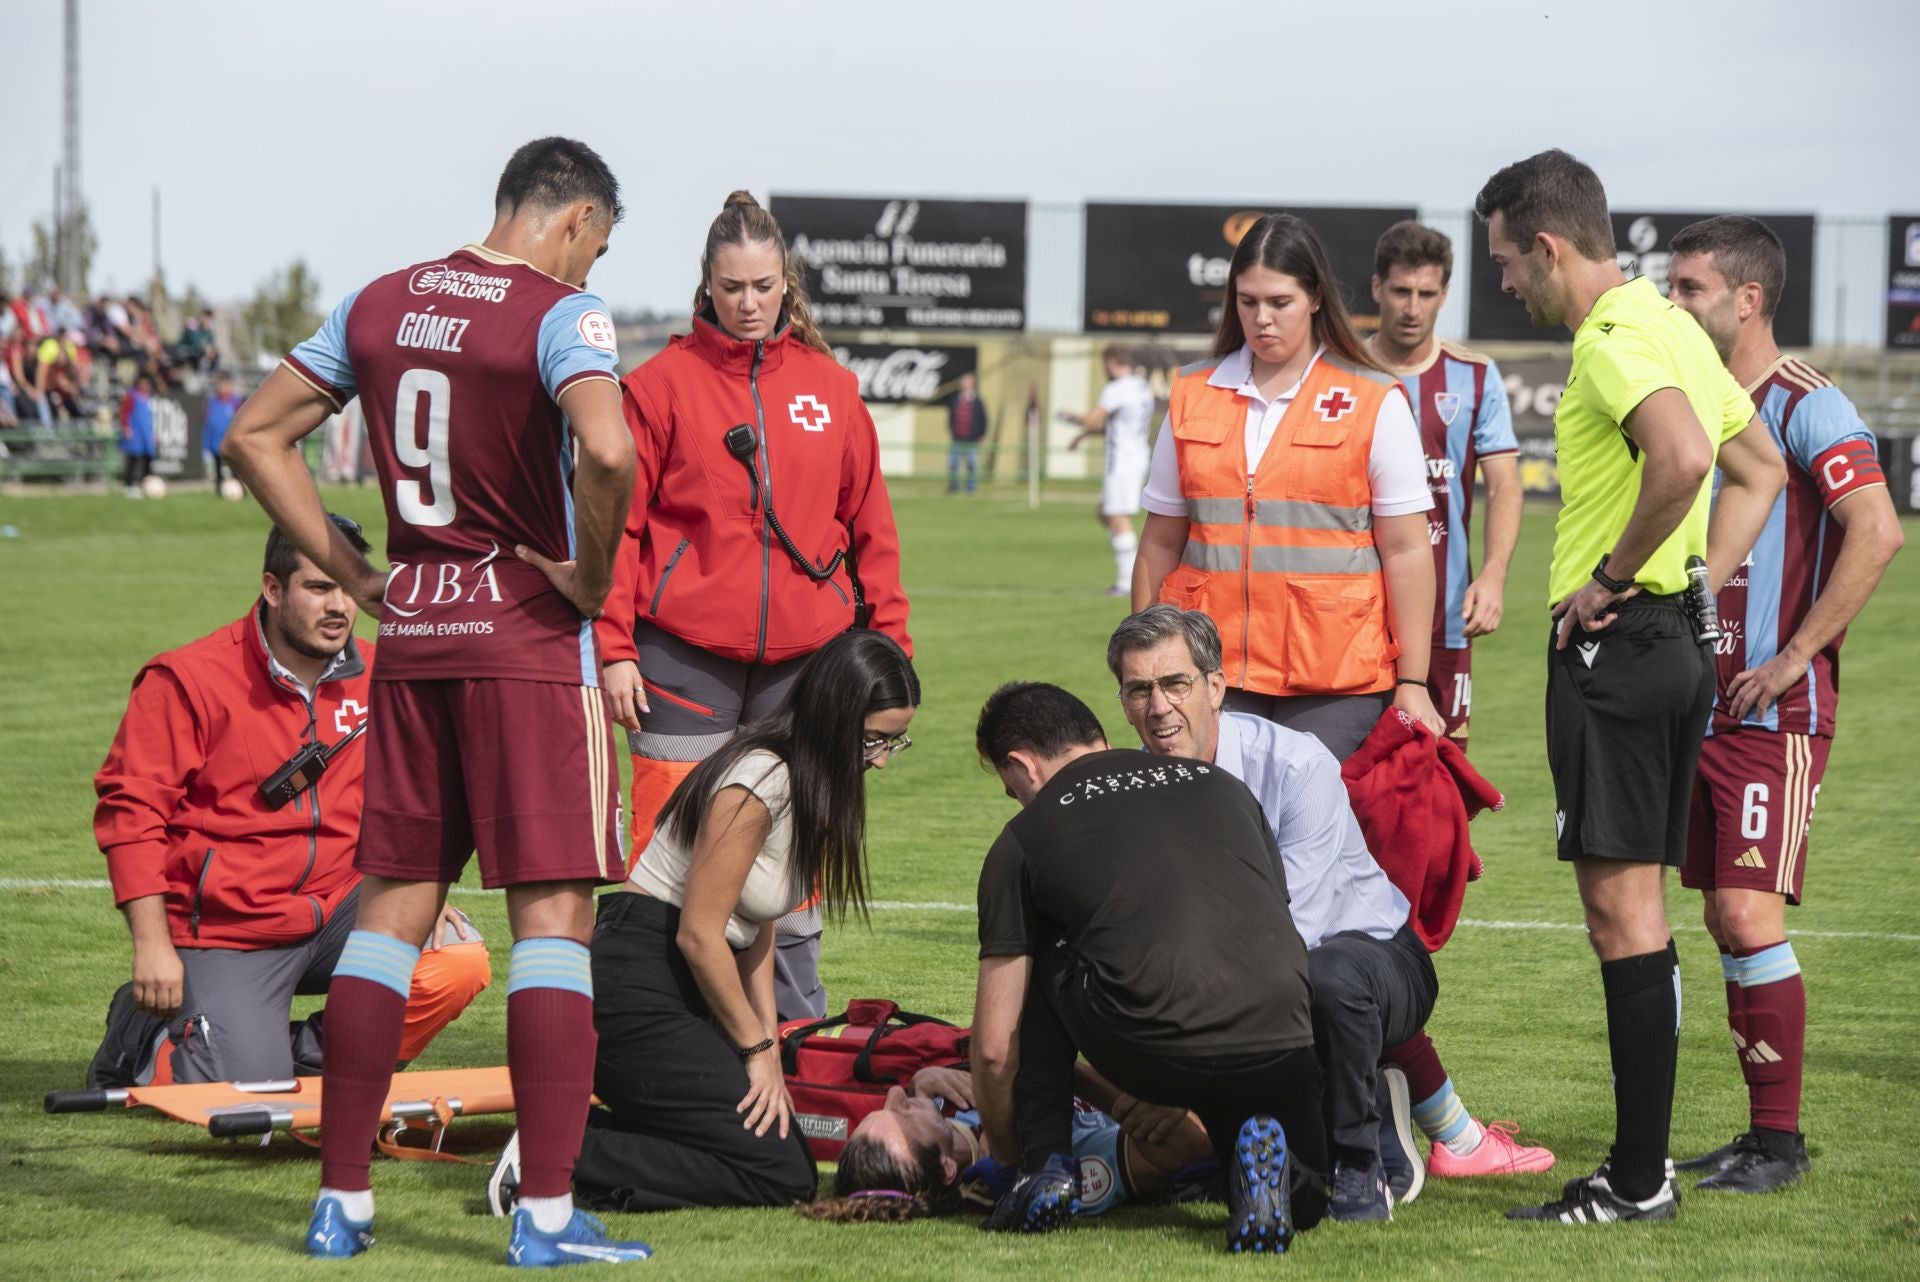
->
[773, 195, 1027, 332]
[1467, 210, 1815, 346]
[831, 342, 978, 405]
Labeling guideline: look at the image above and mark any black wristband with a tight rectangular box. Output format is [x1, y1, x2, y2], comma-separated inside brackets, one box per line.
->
[1592, 557, 1634, 595]
[1396, 677, 1429, 688]
[737, 1036, 775, 1062]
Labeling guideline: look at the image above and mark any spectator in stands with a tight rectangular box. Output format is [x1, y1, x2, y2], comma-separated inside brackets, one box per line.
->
[173, 308, 219, 372]
[203, 372, 243, 487]
[8, 322, 51, 429]
[5, 289, 49, 342]
[88, 514, 491, 1088]
[40, 334, 84, 422]
[947, 370, 988, 494]
[0, 345, 18, 429]
[44, 286, 85, 335]
[119, 372, 157, 495]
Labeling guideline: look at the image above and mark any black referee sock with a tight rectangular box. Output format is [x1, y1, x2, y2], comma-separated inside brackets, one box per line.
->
[1600, 943, 1679, 1203]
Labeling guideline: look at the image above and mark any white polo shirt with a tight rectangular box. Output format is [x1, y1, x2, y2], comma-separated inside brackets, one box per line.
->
[1141, 345, 1432, 519]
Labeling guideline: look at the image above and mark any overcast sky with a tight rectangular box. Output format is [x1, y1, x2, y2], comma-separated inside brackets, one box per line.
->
[1, 0, 1912, 313]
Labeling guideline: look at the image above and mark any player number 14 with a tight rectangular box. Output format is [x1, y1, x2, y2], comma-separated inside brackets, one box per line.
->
[395, 367, 455, 527]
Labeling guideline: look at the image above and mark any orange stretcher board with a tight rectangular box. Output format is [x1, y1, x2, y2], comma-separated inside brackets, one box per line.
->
[46, 1067, 517, 1148]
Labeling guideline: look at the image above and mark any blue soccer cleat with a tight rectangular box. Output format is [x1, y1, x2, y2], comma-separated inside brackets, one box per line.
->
[979, 1153, 1080, 1234]
[306, 1195, 374, 1258]
[1227, 1115, 1293, 1254]
[506, 1207, 653, 1268]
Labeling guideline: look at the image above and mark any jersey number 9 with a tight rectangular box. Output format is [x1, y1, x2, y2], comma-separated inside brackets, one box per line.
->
[395, 367, 455, 527]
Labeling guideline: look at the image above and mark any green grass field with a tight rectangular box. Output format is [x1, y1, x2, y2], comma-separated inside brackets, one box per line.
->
[2, 481, 1916, 1279]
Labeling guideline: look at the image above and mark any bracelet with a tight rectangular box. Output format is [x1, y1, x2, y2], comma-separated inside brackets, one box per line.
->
[737, 1036, 775, 1062]
[1395, 677, 1429, 688]
[1592, 557, 1634, 595]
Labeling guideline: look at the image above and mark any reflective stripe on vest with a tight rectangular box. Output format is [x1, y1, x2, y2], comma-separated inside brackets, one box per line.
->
[1185, 497, 1372, 533]
[1180, 542, 1383, 574]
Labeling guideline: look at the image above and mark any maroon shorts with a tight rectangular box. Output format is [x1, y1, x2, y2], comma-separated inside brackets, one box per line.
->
[357, 679, 623, 889]
[1427, 645, 1472, 749]
[1682, 729, 1830, 905]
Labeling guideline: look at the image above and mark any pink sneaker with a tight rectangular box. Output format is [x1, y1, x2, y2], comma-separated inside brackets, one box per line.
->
[1426, 1120, 1555, 1177]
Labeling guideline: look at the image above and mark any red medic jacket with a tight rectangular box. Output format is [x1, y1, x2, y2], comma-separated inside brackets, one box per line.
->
[93, 606, 373, 948]
[1340, 710, 1500, 952]
[595, 312, 911, 667]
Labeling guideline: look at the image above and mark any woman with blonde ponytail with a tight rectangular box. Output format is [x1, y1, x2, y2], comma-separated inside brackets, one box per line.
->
[591, 190, 913, 1024]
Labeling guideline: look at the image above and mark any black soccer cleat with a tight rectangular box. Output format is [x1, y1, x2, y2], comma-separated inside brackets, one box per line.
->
[1694, 1131, 1809, 1194]
[979, 1153, 1079, 1234]
[1506, 1168, 1677, 1224]
[1329, 1157, 1393, 1222]
[1227, 1115, 1293, 1253]
[1677, 1128, 1809, 1179]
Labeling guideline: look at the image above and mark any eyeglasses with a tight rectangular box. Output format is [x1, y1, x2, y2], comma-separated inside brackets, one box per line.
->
[1118, 672, 1207, 711]
[861, 733, 912, 762]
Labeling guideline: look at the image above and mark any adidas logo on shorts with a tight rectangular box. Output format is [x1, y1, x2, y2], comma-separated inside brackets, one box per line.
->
[1735, 846, 1766, 869]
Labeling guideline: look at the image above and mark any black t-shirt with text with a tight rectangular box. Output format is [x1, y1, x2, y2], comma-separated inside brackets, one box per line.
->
[977, 749, 1313, 1055]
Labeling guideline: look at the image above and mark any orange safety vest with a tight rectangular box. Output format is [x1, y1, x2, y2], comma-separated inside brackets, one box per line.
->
[1158, 349, 1404, 698]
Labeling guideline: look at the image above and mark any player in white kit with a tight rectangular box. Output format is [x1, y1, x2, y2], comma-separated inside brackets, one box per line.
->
[1063, 345, 1159, 595]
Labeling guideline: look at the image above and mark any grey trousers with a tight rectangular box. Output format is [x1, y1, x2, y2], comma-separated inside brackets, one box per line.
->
[1223, 690, 1390, 763]
[167, 889, 475, 1083]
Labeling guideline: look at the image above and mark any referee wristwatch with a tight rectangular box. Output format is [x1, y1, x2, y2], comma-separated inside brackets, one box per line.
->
[1591, 557, 1634, 595]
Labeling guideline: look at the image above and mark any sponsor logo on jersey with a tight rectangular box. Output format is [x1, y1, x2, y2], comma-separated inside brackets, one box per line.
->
[576, 310, 617, 353]
[1426, 457, 1458, 480]
[1057, 762, 1211, 805]
[1078, 1155, 1115, 1208]
[408, 263, 512, 303]
[794, 1113, 849, 1142]
[1433, 391, 1461, 426]
[1428, 519, 1445, 547]
[789, 394, 832, 433]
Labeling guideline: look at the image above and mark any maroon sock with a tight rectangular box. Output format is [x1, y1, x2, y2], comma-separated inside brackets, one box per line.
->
[318, 977, 410, 1191]
[508, 987, 597, 1199]
[1385, 1027, 1449, 1103]
[1734, 944, 1805, 1135]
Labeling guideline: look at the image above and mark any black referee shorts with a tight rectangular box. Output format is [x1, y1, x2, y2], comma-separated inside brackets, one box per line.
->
[1546, 595, 1713, 865]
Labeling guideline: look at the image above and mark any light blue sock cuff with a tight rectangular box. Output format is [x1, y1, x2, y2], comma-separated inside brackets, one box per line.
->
[508, 937, 592, 999]
[1736, 941, 1800, 988]
[335, 930, 421, 999]
[1719, 951, 1741, 983]
[1411, 1078, 1471, 1145]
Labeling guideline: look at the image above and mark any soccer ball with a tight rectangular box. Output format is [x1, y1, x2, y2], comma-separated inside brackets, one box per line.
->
[140, 473, 169, 500]
[218, 477, 245, 502]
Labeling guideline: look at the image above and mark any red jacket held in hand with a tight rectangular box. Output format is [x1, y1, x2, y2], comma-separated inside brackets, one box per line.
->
[595, 312, 911, 667]
[93, 607, 373, 948]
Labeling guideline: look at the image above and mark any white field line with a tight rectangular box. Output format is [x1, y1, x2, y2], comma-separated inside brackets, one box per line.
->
[7, 879, 1916, 944]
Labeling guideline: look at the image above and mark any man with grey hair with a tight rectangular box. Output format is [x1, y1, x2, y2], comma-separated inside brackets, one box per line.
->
[1106, 606, 1551, 1219]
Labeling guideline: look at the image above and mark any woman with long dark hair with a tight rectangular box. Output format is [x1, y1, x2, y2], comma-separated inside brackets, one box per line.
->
[486, 631, 920, 1214]
[1131, 213, 1443, 759]
[593, 190, 913, 1024]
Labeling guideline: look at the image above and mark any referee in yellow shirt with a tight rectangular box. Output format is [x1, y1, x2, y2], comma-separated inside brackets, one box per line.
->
[1474, 150, 1786, 1224]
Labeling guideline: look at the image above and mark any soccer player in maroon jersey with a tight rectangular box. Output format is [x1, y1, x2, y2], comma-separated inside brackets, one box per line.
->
[1666, 216, 1903, 1194]
[222, 138, 652, 1266]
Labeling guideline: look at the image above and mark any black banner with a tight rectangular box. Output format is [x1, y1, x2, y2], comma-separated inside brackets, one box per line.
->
[829, 342, 977, 404]
[772, 195, 1026, 331]
[1090, 204, 1420, 335]
[1082, 203, 1415, 336]
[1886, 215, 1920, 351]
[150, 392, 206, 480]
[1468, 211, 1816, 347]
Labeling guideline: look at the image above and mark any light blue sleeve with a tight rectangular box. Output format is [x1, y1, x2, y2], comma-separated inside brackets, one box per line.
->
[286, 288, 361, 402]
[1473, 358, 1518, 454]
[1071, 1107, 1125, 1215]
[1783, 385, 1874, 474]
[536, 292, 620, 403]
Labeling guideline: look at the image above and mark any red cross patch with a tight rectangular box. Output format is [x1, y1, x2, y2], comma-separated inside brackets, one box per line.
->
[788, 394, 832, 433]
[1315, 387, 1355, 422]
